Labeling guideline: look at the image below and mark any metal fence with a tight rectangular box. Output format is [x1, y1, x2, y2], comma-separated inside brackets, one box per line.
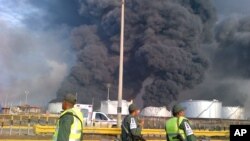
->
[2, 114, 250, 129]
[1, 114, 249, 140]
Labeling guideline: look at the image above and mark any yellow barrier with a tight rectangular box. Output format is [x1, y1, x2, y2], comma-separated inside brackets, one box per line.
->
[34, 125, 121, 135]
[1, 125, 33, 129]
[33, 125, 229, 137]
[194, 130, 229, 137]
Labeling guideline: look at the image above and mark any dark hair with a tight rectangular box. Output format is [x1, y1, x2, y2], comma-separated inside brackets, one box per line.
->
[172, 111, 177, 116]
[129, 109, 134, 114]
[70, 102, 76, 106]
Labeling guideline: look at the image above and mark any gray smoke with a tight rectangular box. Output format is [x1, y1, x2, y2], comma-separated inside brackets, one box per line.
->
[57, 0, 216, 107]
[182, 0, 250, 109]
[211, 16, 250, 106]
[0, 0, 75, 106]
[180, 4, 250, 108]
[2, 0, 250, 109]
[212, 0, 250, 17]
[215, 17, 250, 78]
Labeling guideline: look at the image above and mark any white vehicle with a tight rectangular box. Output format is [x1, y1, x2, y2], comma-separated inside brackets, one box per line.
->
[47, 103, 116, 127]
[74, 104, 117, 127]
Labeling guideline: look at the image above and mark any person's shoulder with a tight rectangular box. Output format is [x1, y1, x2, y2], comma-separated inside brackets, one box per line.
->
[179, 117, 190, 124]
[180, 118, 193, 130]
[59, 113, 74, 126]
[61, 111, 74, 120]
[125, 115, 133, 120]
[126, 115, 137, 122]
[166, 117, 177, 122]
[125, 114, 133, 118]
[169, 117, 177, 120]
[182, 117, 190, 122]
[72, 107, 81, 112]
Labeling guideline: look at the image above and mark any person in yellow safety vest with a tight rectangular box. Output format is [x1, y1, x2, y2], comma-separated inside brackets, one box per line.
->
[165, 104, 196, 141]
[53, 94, 84, 141]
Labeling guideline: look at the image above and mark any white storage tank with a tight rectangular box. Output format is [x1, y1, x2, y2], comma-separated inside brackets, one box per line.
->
[100, 100, 133, 115]
[222, 106, 245, 120]
[180, 99, 222, 118]
[48, 102, 63, 114]
[141, 106, 172, 117]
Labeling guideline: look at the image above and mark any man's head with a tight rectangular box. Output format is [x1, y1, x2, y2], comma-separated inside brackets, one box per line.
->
[62, 93, 76, 110]
[172, 104, 186, 117]
[128, 104, 140, 116]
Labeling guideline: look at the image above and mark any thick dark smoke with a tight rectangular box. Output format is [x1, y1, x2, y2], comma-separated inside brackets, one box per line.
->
[179, 0, 250, 111]
[3, 0, 250, 109]
[215, 17, 250, 78]
[179, 0, 250, 110]
[57, 0, 216, 107]
[180, 16, 250, 107]
[212, 16, 250, 106]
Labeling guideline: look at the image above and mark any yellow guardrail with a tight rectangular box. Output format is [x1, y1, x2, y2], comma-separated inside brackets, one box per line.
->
[194, 130, 229, 137]
[1, 125, 33, 129]
[33, 125, 229, 137]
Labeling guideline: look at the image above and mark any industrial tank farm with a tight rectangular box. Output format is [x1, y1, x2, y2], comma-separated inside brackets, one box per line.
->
[222, 106, 245, 120]
[47, 102, 62, 114]
[180, 99, 222, 118]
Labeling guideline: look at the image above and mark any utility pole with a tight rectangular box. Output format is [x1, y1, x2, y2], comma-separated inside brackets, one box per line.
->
[117, 0, 125, 128]
[24, 90, 29, 114]
[25, 90, 29, 105]
[4, 94, 8, 107]
[107, 83, 111, 100]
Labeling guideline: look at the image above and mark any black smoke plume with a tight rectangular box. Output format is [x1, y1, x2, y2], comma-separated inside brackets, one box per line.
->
[180, 16, 250, 107]
[215, 17, 250, 78]
[211, 16, 250, 106]
[57, 0, 216, 107]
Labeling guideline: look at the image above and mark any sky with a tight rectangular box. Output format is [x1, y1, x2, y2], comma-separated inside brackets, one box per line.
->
[0, 0, 75, 107]
[1, 0, 250, 107]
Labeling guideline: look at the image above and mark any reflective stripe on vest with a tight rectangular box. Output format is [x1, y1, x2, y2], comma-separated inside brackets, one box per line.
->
[69, 139, 81, 141]
[53, 107, 84, 141]
[165, 117, 187, 141]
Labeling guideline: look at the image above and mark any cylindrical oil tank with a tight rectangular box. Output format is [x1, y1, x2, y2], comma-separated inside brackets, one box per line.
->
[48, 102, 63, 114]
[222, 106, 245, 119]
[180, 99, 222, 118]
[141, 106, 172, 117]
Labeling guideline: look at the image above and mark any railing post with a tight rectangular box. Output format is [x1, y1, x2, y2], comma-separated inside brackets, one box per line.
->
[9, 115, 13, 135]
[19, 115, 22, 135]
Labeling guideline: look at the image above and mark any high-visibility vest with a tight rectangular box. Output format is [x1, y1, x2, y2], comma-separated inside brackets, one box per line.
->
[165, 116, 187, 141]
[53, 107, 83, 141]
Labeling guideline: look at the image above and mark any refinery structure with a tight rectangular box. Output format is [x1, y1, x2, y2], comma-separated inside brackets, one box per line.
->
[0, 98, 249, 140]
[1, 99, 246, 120]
